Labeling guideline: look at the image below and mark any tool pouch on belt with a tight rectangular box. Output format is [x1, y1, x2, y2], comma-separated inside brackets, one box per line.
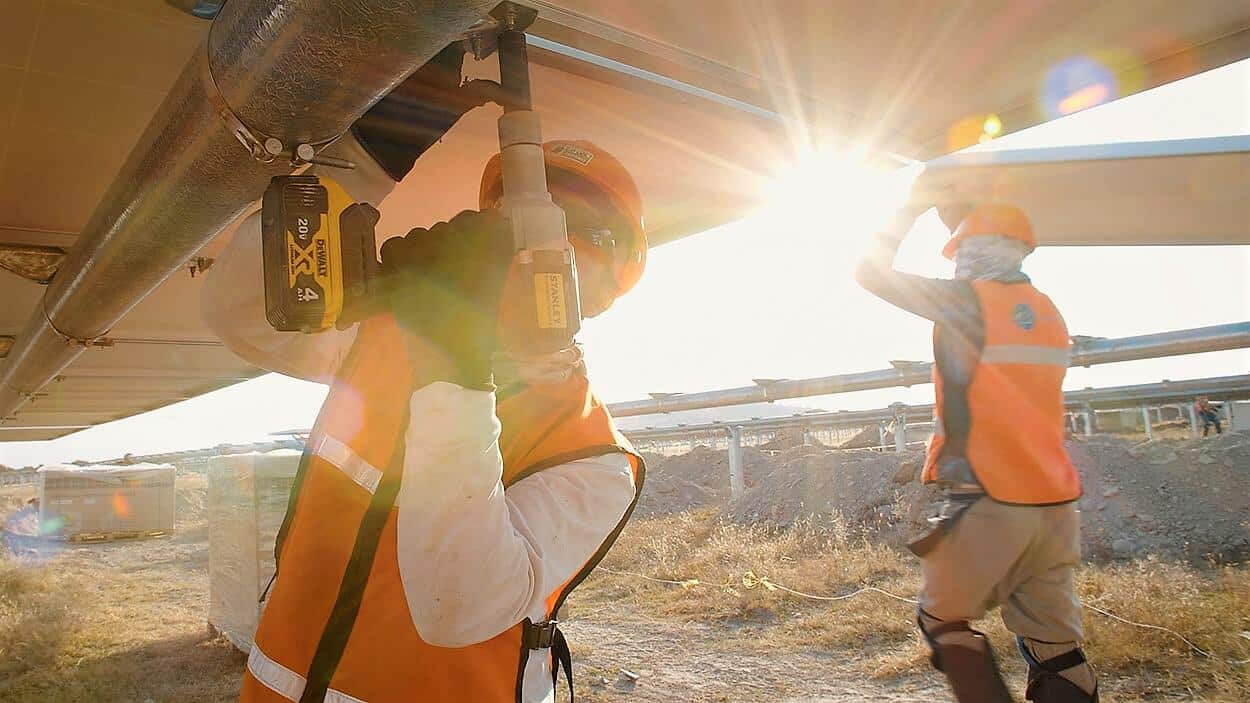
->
[908, 493, 982, 557]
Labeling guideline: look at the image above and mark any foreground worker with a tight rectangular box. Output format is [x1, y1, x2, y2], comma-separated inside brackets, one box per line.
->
[204, 124, 647, 699]
[856, 203, 1097, 702]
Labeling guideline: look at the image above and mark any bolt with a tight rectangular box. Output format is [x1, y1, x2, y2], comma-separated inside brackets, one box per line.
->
[264, 137, 283, 157]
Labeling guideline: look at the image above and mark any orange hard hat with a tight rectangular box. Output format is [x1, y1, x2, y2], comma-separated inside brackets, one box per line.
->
[942, 204, 1036, 259]
[480, 140, 647, 299]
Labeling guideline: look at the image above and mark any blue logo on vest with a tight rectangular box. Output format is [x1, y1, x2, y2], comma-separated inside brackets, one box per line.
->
[1013, 303, 1036, 330]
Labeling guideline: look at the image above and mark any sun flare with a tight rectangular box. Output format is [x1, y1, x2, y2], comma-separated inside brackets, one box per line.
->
[756, 145, 923, 257]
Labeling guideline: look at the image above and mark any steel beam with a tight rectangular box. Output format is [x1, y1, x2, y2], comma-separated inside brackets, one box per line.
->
[1068, 323, 1250, 366]
[609, 322, 1250, 417]
[619, 374, 1250, 443]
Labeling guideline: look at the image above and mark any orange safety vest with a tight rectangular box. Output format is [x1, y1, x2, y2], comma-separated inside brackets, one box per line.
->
[240, 315, 644, 703]
[923, 281, 1081, 505]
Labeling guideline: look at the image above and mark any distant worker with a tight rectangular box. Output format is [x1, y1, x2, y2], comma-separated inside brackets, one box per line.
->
[203, 46, 646, 703]
[1194, 396, 1223, 436]
[856, 203, 1097, 702]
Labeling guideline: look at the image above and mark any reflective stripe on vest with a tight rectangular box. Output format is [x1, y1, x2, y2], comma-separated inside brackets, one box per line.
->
[309, 434, 383, 494]
[923, 281, 1081, 505]
[979, 344, 1070, 367]
[248, 644, 306, 701]
[244, 315, 644, 703]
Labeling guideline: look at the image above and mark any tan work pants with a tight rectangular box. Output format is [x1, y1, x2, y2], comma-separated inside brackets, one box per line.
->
[919, 497, 1084, 644]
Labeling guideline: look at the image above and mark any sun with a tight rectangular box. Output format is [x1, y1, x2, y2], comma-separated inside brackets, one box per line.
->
[754, 145, 923, 263]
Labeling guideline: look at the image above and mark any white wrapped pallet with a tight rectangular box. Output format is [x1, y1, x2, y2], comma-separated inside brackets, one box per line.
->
[38, 463, 176, 538]
[207, 449, 301, 652]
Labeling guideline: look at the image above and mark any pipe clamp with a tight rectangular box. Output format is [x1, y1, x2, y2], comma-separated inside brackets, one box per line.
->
[198, 53, 348, 169]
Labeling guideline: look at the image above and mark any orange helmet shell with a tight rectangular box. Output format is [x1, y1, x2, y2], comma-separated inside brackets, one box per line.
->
[942, 204, 1036, 259]
[480, 140, 647, 299]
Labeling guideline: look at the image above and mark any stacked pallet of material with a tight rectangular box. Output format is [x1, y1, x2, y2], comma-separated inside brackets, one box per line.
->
[37, 463, 176, 539]
[207, 449, 301, 652]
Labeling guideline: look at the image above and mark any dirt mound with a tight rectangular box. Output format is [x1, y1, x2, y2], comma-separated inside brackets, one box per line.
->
[720, 449, 937, 545]
[636, 446, 770, 517]
[1070, 431, 1250, 563]
[836, 425, 893, 450]
[756, 428, 826, 452]
[639, 431, 1250, 563]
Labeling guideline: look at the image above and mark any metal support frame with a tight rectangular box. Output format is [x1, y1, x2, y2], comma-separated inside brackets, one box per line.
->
[605, 374, 1250, 447]
[1141, 405, 1153, 440]
[726, 425, 745, 499]
[610, 323, 1250, 418]
[0, 0, 498, 423]
[890, 403, 907, 452]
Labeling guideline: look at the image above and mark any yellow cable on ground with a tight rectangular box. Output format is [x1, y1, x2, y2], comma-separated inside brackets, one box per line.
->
[1082, 603, 1214, 659]
[740, 570, 920, 605]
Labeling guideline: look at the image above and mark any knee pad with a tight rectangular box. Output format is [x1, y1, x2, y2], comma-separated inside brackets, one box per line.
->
[917, 609, 1013, 703]
[1017, 637, 1099, 703]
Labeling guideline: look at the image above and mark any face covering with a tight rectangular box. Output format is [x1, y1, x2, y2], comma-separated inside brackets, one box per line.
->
[954, 235, 1030, 281]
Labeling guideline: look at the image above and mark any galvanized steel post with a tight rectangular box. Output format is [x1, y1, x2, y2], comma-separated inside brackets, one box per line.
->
[727, 425, 745, 499]
[890, 403, 907, 452]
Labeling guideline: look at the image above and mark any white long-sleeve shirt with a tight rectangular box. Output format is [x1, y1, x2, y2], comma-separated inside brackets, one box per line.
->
[201, 135, 636, 703]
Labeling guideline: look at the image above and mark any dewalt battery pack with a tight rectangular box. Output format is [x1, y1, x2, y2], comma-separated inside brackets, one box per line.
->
[261, 175, 380, 332]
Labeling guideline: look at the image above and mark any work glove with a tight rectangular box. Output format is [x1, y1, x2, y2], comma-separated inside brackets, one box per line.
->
[380, 210, 513, 391]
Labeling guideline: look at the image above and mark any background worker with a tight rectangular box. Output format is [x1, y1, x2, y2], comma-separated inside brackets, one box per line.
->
[202, 47, 647, 703]
[1194, 396, 1224, 436]
[855, 203, 1097, 703]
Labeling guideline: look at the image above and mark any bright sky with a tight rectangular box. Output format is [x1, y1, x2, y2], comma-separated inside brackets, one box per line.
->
[1, 59, 1247, 468]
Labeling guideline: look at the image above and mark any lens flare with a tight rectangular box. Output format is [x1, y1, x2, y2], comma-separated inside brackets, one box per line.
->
[757, 145, 921, 267]
[982, 114, 1003, 137]
[1040, 51, 1143, 119]
[36, 515, 63, 536]
[946, 114, 1004, 152]
[112, 492, 132, 518]
[1057, 82, 1112, 116]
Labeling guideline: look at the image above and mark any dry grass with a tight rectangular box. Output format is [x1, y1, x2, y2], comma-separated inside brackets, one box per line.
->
[575, 511, 1250, 701]
[0, 480, 245, 703]
[0, 551, 244, 703]
[0, 556, 80, 682]
[2, 479, 1246, 701]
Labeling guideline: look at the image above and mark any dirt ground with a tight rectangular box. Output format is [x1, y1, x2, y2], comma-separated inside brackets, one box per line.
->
[2, 432, 1248, 702]
[0, 477, 944, 703]
[566, 613, 945, 703]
